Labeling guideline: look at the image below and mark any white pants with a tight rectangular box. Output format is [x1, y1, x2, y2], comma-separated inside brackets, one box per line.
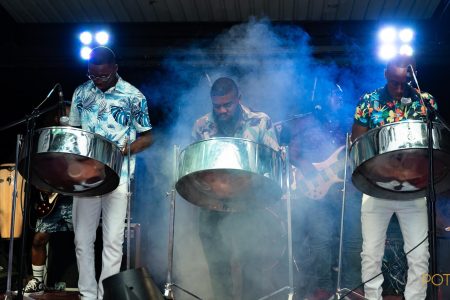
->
[361, 194, 429, 300]
[72, 182, 128, 300]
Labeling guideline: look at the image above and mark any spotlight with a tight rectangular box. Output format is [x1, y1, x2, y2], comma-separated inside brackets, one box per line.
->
[79, 31, 93, 45]
[399, 28, 414, 43]
[399, 44, 413, 56]
[378, 44, 397, 61]
[377, 26, 414, 61]
[95, 31, 109, 45]
[80, 46, 92, 60]
[378, 27, 397, 43]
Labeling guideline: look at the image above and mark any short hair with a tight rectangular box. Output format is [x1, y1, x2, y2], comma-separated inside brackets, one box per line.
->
[89, 46, 116, 65]
[210, 77, 239, 98]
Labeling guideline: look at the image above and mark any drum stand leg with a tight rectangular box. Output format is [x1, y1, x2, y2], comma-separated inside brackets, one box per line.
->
[125, 136, 132, 270]
[334, 134, 366, 300]
[163, 145, 202, 300]
[258, 146, 295, 300]
[3, 135, 33, 300]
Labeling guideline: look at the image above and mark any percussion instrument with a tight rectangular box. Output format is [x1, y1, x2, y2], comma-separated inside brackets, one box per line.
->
[18, 126, 124, 196]
[176, 137, 283, 212]
[350, 120, 450, 200]
[0, 164, 25, 238]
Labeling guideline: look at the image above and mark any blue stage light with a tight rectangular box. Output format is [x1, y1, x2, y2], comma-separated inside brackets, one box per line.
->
[79, 31, 93, 45]
[80, 46, 92, 60]
[95, 31, 109, 45]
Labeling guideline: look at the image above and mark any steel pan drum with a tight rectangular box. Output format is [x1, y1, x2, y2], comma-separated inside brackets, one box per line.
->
[350, 120, 450, 200]
[176, 137, 283, 212]
[18, 126, 123, 196]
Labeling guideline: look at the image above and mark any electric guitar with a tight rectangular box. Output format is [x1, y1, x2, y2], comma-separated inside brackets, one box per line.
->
[292, 145, 346, 200]
[35, 191, 59, 218]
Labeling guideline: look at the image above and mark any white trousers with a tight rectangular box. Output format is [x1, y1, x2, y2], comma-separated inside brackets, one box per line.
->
[72, 182, 128, 300]
[361, 194, 429, 300]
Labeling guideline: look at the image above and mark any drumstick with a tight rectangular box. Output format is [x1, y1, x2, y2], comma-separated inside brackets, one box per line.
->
[120, 137, 130, 154]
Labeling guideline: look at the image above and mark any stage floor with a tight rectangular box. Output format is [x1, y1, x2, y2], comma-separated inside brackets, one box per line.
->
[0, 291, 80, 299]
[0, 292, 405, 300]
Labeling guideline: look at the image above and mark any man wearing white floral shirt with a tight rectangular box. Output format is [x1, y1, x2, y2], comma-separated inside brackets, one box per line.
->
[68, 46, 153, 300]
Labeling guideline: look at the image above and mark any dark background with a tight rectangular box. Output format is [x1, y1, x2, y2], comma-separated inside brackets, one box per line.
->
[1, 2, 450, 159]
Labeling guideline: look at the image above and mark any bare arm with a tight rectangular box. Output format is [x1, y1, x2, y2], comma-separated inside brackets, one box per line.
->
[351, 123, 369, 142]
[123, 130, 153, 155]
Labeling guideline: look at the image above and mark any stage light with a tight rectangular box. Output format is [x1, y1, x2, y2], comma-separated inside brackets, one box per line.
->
[78, 29, 111, 60]
[399, 44, 413, 56]
[399, 28, 414, 43]
[378, 44, 397, 61]
[378, 27, 397, 43]
[80, 46, 92, 60]
[79, 31, 93, 45]
[95, 31, 109, 45]
[377, 26, 414, 61]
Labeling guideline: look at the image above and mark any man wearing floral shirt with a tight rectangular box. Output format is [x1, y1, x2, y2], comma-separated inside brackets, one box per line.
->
[68, 46, 153, 300]
[192, 77, 280, 299]
[351, 56, 436, 300]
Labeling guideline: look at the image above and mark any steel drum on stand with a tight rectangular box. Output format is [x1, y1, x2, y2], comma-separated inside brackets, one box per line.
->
[349, 120, 450, 200]
[176, 137, 283, 212]
[18, 126, 124, 196]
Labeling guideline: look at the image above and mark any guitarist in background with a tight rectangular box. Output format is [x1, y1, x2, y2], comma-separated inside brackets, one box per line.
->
[21, 101, 74, 297]
[280, 85, 362, 300]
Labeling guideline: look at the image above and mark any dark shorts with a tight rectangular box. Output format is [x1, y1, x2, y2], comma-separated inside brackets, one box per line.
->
[35, 196, 73, 233]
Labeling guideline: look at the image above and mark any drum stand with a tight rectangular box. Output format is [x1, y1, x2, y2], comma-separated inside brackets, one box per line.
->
[258, 146, 295, 300]
[0, 84, 61, 300]
[334, 134, 366, 300]
[163, 145, 201, 300]
[125, 127, 132, 270]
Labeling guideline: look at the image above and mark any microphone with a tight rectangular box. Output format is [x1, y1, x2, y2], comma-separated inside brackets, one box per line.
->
[400, 90, 412, 108]
[57, 84, 70, 125]
[399, 65, 416, 108]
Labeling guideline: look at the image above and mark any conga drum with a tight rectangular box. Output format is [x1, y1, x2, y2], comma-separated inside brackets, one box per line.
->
[176, 137, 283, 212]
[349, 120, 450, 199]
[18, 126, 124, 196]
[0, 164, 25, 238]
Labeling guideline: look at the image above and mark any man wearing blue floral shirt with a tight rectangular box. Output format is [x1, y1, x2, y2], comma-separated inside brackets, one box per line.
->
[68, 46, 153, 300]
[351, 56, 436, 300]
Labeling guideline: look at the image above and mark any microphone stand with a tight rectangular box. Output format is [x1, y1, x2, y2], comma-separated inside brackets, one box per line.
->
[409, 66, 450, 300]
[425, 102, 438, 300]
[0, 84, 60, 300]
[3, 134, 31, 300]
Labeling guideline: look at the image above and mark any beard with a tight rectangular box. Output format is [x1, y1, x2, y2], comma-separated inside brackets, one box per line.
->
[214, 109, 241, 135]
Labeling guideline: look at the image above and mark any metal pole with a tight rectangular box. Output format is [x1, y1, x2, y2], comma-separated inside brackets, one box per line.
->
[4, 135, 34, 300]
[284, 146, 294, 298]
[258, 146, 294, 300]
[164, 145, 179, 299]
[126, 134, 132, 270]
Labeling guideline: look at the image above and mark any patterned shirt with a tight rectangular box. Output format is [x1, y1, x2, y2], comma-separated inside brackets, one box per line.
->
[192, 103, 279, 151]
[68, 75, 152, 179]
[354, 85, 437, 129]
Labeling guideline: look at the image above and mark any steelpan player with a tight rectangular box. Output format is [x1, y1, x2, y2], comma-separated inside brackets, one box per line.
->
[351, 55, 437, 300]
[190, 77, 281, 300]
[67, 46, 153, 300]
